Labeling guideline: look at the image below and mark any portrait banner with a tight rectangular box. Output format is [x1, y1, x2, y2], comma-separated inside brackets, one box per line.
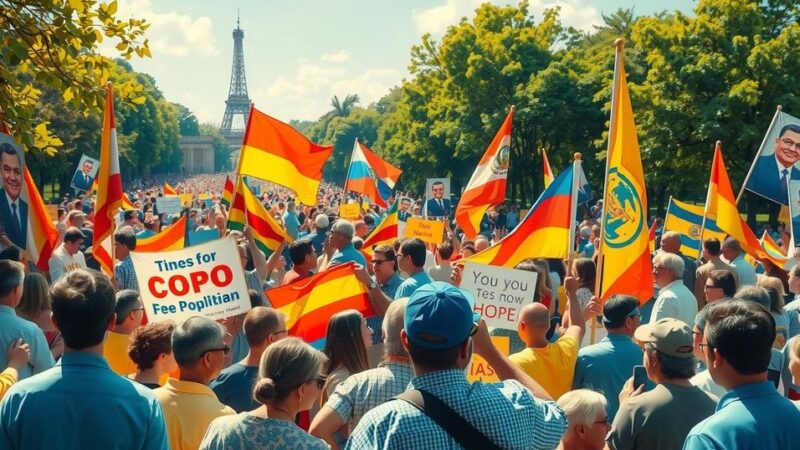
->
[70, 154, 100, 193]
[789, 180, 800, 248]
[131, 236, 251, 323]
[744, 110, 800, 205]
[423, 177, 451, 219]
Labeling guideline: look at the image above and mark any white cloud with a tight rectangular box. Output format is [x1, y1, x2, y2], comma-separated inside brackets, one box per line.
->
[321, 50, 352, 63]
[254, 60, 401, 121]
[111, 0, 218, 57]
[412, 0, 601, 36]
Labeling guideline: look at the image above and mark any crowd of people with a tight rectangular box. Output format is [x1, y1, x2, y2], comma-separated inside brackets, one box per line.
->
[1, 172, 800, 449]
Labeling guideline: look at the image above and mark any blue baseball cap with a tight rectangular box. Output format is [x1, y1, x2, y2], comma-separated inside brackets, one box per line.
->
[404, 281, 481, 349]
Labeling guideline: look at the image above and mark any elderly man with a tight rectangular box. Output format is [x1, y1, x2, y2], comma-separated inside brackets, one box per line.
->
[310, 300, 413, 447]
[721, 237, 756, 288]
[0, 269, 167, 449]
[154, 316, 235, 450]
[694, 237, 738, 307]
[607, 318, 717, 450]
[659, 231, 697, 292]
[355, 244, 404, 351]
[556, 389, 609, 450]
[325, 219, 366, 269]
[651, 252, 697, 327]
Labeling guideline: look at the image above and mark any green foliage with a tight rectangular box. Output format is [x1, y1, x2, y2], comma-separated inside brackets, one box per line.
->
[176, 103, 200, 136]
[0, 0, 150, 154]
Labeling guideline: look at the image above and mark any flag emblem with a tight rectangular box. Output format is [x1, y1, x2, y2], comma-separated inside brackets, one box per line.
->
[605, 169, 644, 247]
[689, 224, 702, 239]
[491, 145, 510, 175]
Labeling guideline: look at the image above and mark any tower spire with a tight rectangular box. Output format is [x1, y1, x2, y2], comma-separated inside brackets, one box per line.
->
[220, 16, 251, 152]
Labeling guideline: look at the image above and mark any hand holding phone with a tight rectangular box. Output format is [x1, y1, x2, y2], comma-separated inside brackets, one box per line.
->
[633, 365, 648, 391]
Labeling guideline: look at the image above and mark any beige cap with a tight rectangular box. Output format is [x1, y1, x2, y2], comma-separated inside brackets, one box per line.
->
[634, 318, 694, 358]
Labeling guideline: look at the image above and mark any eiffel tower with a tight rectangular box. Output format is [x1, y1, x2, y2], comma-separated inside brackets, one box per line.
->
[220, 15, 251, 152]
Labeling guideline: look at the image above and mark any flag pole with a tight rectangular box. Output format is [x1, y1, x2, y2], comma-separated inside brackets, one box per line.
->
[736, 105, 782, 205]
[567, 153, 582, 264]
[592, 38, 625, 345]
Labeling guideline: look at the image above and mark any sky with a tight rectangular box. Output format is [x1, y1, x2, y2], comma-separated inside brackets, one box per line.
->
[111, 0, 696, 126]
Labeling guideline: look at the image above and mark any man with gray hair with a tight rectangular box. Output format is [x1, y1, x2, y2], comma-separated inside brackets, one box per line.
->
[154, 316, 235, 450]
[556, 389, 609, 450]
[324, 219, 366, 269]
[659, 230, 697, 292]
[651, 252, 697, 326]
[606, 318, 717, 450]
[721, 237, 756, 288]
[310, 299, 413, 446]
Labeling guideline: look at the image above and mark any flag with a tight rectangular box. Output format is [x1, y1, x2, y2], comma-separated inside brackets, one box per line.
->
[345, 140, 402, 208]
[542, 148, 554, 188]
[136, 215, 187, 252]
[94, 84, 123, 276]
[705, 142, 766, 261]
[760, 231, 790, 268]
[648, 221, 656, 254]
[227, 178, 292, 256]
[455, 107, 514, 239]
[0, 123, 58, 272]
[163, 182, 177, 196]
[221, 175, 235, 208]
[598, 41, 653, 303]
[465, 163, 576, 267]
[237, 106, 333, 205]
[266, 262, 374, 343]
[663, 198, 727, 260]
[122, 193, 137, 211]
[362, 200, 399, 259]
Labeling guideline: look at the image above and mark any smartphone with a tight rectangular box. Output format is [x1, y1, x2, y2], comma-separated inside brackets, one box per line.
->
[633, 365, 648, 391]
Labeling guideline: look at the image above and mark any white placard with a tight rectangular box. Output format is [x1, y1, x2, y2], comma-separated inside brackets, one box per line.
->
[131, 236, 251, 323]
[460, 262, 537, 331]
[155, 196, 182, 215]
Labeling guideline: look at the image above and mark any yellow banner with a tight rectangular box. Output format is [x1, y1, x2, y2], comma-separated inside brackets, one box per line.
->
[339, 203, 360, 220]
[467, 336, 510, 383]
[405, 217, 445, 244]
[179, 194, 193, 206]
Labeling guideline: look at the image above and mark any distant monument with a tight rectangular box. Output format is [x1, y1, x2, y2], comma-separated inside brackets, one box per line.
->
[219, 14, 251, 154]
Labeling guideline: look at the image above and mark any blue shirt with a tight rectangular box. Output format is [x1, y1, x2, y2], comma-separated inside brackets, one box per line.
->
[283, 211, 300, 239]
[115, 254, 140, 292]
[0, 305, 54, 380]
[330, 243, 367, 268]
[347, 369, 568, 450]
[366, 272, 404, 345]
[0, 352, 168, 450]
[394, 270, 432, 299]
[683, 381, 800, 450]
[572, 333, 643, 421]
[211, 363, 260, 413]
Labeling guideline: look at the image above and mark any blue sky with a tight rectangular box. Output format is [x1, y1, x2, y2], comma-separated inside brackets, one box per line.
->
[113, 0, 696, 125]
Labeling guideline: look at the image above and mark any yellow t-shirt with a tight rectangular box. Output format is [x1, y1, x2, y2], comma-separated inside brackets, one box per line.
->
[509, 335, 579, 399]
[102, 331, 137, 377]
[154, 378, 236, 450]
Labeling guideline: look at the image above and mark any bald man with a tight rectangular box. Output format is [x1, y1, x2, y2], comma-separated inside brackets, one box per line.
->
[509, 276, 586, 399]
[659, 231, 697, 292]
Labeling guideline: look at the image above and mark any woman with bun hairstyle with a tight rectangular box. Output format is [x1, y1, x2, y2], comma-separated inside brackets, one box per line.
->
[200, 337, 329, 449]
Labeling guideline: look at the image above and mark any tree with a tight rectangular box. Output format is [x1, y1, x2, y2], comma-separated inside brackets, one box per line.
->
[176, 103, 199, 136]
[0, 0, 150, 154]
[330, 94, 360, 117]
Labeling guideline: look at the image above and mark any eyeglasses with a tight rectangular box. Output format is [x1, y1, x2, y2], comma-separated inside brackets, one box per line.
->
[697, 343, 711, 354]
[310, 376, 326, 389]
[269, 329, 288, 336]
[781, 138, 800, 151]
[371, 259, 390, 265]
[200, 345, 231, 358]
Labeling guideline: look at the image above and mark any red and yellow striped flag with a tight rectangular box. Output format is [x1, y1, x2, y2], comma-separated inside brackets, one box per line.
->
[362, 201, 399, 260]
[455, 108, 513, 239]
[136, 215, 187, 252]
[221, 175, 235, 208]
[94, 84, 123, 276]
[238, 107, 333, 205]
[598, 40, 653, 303]
[227, 178, 292, 256]
[163, 182, 177, 196]
[266, 262, 374, 343]
[122, 193, 137, 211]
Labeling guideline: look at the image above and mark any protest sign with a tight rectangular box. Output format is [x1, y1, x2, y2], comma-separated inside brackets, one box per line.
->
[131, 236, 251, 323]
[460, 262, 537, 331]
[467, 336, 510, 383]
[405, 217, 444, 244]
[155, 196, 182, 215]
[339, 203, 360, 219]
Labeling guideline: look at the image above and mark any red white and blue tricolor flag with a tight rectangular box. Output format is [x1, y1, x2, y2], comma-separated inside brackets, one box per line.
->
[345, 139, 402, 208]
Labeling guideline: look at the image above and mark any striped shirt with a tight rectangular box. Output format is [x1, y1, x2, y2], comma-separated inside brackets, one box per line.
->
[326, 359, 414, 430]
[347, 369, 568, 449]
[115, 255, 139, 292]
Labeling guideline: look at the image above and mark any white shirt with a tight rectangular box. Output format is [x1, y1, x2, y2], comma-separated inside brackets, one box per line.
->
[651, 279, 698, 327]
[690, 369, 727, 398]
[48, 244, 87, 282]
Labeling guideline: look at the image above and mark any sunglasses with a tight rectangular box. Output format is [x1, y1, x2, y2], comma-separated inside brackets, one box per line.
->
[371, 259, 391, 265]
[201, 345, 231, 358]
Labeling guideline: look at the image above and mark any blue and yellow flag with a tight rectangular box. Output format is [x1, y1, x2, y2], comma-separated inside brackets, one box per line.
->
[664, 198, 726, 260]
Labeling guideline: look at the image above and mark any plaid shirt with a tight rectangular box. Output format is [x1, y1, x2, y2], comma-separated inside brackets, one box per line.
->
[326, 359, 414, 430]
[347, 369, 568, 450]
[115, 255, 139, 292]
[366, 272, 403, 344]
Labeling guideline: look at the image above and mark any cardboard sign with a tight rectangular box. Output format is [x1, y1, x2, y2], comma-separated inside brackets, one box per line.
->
[405, 217, 444, 244]
[131, 236, 251, 323]
[467, 336, 510, 383]
[460, 262, 537, 331]
[339, 203, 360, 219]
[155, 196, 182, 215]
